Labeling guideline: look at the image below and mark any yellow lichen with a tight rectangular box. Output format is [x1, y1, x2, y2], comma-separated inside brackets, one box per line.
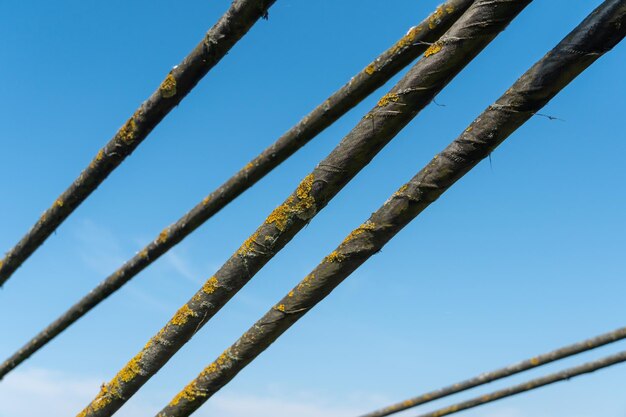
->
[91, 397, 110, 412]
[202, 196, 210, 206]
[98, 383, 110, 397]
[530, 357, 540, 366]
[264, 174, 316, 232]
[244, 161, 254, 170]
[170, 381, 206, 406]
[343, 221, 376, 245]
[296, 273, 315, 291]
[216, 351, 229, 365]
[118, 118, 137, 144]
[296, 174, 315, 206]
[445, 5, 455, 14]
[288, 290, 294, 297]
[365, 63, 376, 75]
[265, 198, 294, 231]
[202, 276, 219, 295]
[204, 362, 218, 375]
[171, 304, 197, 326]
[424, 43, 443, 57]
[170, 385, 196, 405]
[118, 353, 143, 383]
[143, 337, 155, 352]
[390, 26, 422, 55]
[149, 328, 166, 348]
[466, 126, 474, 133]
[90, 149, 104, 169]
[238, 230, 261, 256]
[429, 5, 446, 29]
[377, 92, 400, 107]
[139, 249, 148, 259]
[276, 304, 286, 312]
[325, 250, 345, 263]
[201, 351, 230, 376]
[393, 183, 410, 199]
[55, 199, 64, 208]
[160, 74, 177, 98]
[157, 229, 169, 244]
[86, 351, 143, 414]
[78, 397, 110, 417]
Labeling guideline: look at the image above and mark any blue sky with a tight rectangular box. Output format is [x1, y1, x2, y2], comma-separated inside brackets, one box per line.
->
[0, 1, 625, 416]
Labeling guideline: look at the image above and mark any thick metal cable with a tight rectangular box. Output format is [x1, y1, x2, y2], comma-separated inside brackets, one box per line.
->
[412, 350, 626, 417]
[360, 327, 626, 417]
[77, 1, 533, 416]
[0, 0, 474, 381]
[156, 1, 626, 415]
[0, 0, 277, 286]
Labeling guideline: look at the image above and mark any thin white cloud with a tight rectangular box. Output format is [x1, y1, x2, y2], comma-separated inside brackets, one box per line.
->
[0, 368, 162, 417]
[71, 219, 180, 313]
[123, 286, 176, 314]
[74, 219, 126, 277]
[0, 368, 371, 417]
[163, 251, 205, 286]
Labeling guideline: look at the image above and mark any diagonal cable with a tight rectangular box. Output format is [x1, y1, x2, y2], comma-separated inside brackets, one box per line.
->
[0, 0, 474, 381]
[0, 0, 277, 286]
[411, 350, 626, 417]
[155, 1, 626, 415]
[360, 328, 626, 417]
[76, 1, 534, 416]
